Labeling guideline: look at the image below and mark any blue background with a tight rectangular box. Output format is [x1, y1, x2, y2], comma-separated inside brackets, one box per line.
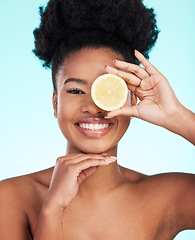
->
[0, 0, 194, 239]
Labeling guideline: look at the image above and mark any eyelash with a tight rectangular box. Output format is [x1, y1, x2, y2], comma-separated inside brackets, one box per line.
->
[67, 88, 85, 94]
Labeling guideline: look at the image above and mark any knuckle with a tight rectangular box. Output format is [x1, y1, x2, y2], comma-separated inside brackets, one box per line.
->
[134, 67, 139, 74]
[131, 75, 139, 85]
[88, 154, 101, 158]
[136, 68, 142, 75]
[85, 154, 95, 157]
[56, 157, 62, 164]
[136, 87, 142, 94]
[84, 158, 93, 164]
[135, 87, 143, 96]
[123, 75, 131, 84]
[124, 64, 130, 71]
[56, 155, 71, 164]
[83, 158, 95, 166]
[85, 154, 102, 160]
[124, 73, 130, 81]
[65, 164, 74, 173]
[62, 160, 70, 168]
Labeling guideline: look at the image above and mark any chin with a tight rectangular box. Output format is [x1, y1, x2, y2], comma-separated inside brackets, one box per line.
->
[73, 141, 116, 154]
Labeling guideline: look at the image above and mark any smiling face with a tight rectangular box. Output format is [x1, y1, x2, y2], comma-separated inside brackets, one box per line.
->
[53, 47, 131, 154]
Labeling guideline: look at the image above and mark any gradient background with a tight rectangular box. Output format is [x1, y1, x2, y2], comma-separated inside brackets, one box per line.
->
[0, 0, 195, 239]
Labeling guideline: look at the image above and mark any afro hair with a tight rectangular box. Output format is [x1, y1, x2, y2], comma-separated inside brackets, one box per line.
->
[33, 0, 159, 91]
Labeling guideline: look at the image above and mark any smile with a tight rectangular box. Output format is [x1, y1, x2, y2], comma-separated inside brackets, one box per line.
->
[75, 118, 115, 138]
[77, 123, 111, 130]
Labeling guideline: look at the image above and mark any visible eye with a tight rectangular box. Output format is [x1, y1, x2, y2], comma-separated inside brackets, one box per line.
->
[67, 88, 85, 94]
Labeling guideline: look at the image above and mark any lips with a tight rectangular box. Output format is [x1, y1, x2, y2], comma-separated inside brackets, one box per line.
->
[74, 118, 114, 138]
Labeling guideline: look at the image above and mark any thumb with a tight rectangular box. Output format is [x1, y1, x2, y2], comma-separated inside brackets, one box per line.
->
[105, 106, 141, 119]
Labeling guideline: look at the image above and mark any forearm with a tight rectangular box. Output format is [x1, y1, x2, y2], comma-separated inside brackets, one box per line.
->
[165, 103, 195, 145]
[33, 203, 64, 240]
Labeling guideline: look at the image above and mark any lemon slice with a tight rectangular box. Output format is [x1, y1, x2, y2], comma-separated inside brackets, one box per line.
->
[91, 73, 128, 111]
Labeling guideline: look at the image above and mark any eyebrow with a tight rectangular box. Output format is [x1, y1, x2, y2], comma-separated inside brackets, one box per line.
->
[64, 78, 88, 85]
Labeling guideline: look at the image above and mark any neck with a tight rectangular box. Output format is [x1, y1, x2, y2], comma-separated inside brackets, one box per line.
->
[66, 143, 125, 199]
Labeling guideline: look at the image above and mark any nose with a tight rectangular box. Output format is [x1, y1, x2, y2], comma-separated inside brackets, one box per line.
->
[81, 95, 104, 115]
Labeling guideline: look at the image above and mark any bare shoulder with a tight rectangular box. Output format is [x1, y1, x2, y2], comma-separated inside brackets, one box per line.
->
[121, 166, 195, 198]
[147, 172, 195, 231]
[120, 166, 195, 233]
[0, 175, 35, 240]
[0, 174, 35, 210]
[126, 169, 195, 231]
[141, 171, 195, 207]
[0, 168, 53, 240]
[0, 167, 53, 203]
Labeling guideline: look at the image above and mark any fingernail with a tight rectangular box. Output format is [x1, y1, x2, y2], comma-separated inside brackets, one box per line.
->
[104, 115, 113, 119]
[134, 49, 140, 55]
[101, 153, 107, 156]
[110, 156, 117, 160]
[105, 158, 113, 163]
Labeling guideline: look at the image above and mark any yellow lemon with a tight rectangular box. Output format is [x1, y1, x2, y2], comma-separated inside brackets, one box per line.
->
[91, 74, 128, 111]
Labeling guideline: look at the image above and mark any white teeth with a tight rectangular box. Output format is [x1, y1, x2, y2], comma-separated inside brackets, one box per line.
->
[78, 123, 110, 130]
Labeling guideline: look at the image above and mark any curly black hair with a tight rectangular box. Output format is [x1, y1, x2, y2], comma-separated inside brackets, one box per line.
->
[33, 0, 159, 92]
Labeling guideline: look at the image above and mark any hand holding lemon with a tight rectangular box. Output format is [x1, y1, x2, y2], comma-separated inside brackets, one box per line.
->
[92, 50, 183, 131]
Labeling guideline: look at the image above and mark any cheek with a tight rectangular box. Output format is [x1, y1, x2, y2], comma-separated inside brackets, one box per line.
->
[57, 104, 70, 124]
[57, 96, 79, 131]
[58, 102, 72, 116]
[119, 116, 130, 131]
[57, 95, 79, 117]
[115, 116, 130, 143]
[57, 100, 79, 142]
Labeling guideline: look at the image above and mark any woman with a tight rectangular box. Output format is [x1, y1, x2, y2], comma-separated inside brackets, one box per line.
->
[0, 0, 195, 239]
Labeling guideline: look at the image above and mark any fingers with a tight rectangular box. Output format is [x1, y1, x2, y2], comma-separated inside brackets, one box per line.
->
[105, 50, 161, 98]
[56, 153, 83, 163]
[134, 50, 159, 75]
[55, 154, 117, 185]
[49, 153, 117, 208]
[113, 59, 149, 80]
[54, 154, 117, 187]
[56, 153, 117, 170]
[105, 64, 141, 86]
[74, 156, 116, 174]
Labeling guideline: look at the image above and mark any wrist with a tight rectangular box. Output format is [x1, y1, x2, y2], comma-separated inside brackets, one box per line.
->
[163, 102, 184, 129]
[42, 198, 65, 217]
[164, 103, 195, 144]
[34, 200, 64, 240]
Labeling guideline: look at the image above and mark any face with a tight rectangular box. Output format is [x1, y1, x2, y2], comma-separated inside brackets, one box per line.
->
[53, 47, 131, 154]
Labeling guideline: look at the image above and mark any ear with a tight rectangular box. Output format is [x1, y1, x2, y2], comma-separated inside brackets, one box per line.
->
[52, 91, 58, 118]
[131, 93, 137, 106]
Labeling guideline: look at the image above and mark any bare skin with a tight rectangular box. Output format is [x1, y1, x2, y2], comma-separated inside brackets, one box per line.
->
[0, 48, 195, 240]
